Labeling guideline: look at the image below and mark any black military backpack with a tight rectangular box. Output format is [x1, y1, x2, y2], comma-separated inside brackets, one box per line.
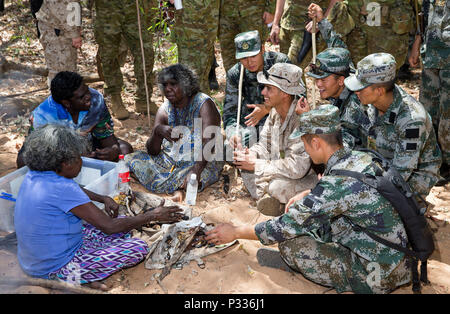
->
[330, 149, 435, 294]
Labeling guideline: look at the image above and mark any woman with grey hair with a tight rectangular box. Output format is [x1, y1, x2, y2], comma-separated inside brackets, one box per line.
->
[14, 124, 184, 290]
[125, 64, 224, 199]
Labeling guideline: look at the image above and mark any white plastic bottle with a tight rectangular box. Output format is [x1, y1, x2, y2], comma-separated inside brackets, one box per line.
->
[185, 173, 198, 206]
[117, 154, 130, 193]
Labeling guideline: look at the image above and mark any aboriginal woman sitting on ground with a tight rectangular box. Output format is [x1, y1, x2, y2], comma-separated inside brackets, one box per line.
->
[125, 64, 224, 199]
[14, 124, 184, 290]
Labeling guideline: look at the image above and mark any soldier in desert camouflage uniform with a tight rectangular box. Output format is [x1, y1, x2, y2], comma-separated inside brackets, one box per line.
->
[233, 63, 318, 215]
[94, 0, 157, 120]
[35, 0, 82, 87]
[344, 52, 442, 196]
[218, 0, 268, 72]
[409, 0, 450, 184]
[206, 105, 411, 294]
[172, 0, 220, 95]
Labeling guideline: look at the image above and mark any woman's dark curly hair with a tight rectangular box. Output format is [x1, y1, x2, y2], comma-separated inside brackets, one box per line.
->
[23, 124, 90, 173]
[157, 64, 200, 98]
[50, 71, 83, 104]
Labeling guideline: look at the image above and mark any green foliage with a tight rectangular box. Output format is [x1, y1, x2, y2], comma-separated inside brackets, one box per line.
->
[147, 1, 178, 65]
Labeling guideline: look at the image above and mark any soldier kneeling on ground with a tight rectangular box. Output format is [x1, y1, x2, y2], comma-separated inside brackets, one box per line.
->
[206, 105, 412, 294]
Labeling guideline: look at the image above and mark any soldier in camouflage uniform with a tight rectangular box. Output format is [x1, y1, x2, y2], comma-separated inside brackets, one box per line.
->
[233, 63, 318, 215]
[94, 0, 157, 120]
[409, 0, 450, 184]
[325, 0, 415, 70]
[302, 3, 367, 148]
[206, 105, 411, 294]
[270, 0, 329, 69]
[172, 0, 220, 95]
[344, 52, 442, 197]
[35, 0, 82, 87]
[223, 30, 290, 154]
[218, 0, 268, 72]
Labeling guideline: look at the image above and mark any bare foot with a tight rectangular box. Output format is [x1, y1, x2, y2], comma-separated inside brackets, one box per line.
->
[85, 281, 109, 291]
[169, 190, 184, 203]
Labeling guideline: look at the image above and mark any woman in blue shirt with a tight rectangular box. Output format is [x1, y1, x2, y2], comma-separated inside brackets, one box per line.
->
[15, 124, 184, 290]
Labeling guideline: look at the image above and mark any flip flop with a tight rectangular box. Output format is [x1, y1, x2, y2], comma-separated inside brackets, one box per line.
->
[256, 248, 295, 273]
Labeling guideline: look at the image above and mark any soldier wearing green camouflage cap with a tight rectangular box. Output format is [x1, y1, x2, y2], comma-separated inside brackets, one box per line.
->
[234, 30, 262, 59]
[290, 104, 341, 139]
[206, 103, 412, 294]
[223, 30, 290, 152]
[342, 52, 442, 197]
[292, 7, 366, 149]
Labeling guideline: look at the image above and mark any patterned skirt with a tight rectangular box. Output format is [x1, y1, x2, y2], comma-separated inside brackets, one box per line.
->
[48, 223, 149, 284]
[125, 150, 224, 194]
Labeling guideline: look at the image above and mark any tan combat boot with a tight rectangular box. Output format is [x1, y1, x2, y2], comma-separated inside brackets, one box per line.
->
[256, 193, 283, 216]
[135, 99, 159, 116]
[110, 94, 129, 120]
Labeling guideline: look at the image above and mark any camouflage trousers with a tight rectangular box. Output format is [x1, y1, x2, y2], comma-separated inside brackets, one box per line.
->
[173, 0, 220, 94]
[346, 25, 409, 70]
[279, 27, 326, 70]
[420, 68, 450, 165]
[38, 21, 78, 87]
[278, 236, 411, 294]
[218, 0, 266, 72]
[241, 171, 318, 203]
[94, 0, 155, 102]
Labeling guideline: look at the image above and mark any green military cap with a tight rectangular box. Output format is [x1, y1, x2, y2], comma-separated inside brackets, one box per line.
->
[344, 53, 396, 91]
[290, 104, 341, 139]
[234, 30, 261, 59]
[306, 47, 352, 79]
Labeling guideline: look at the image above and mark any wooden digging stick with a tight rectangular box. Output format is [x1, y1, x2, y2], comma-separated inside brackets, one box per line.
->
[234, 63, 245, 179]
[311, 17, 317, 109]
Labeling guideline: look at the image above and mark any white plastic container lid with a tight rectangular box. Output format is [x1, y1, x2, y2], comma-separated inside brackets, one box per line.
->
[190, 173, 197, 181]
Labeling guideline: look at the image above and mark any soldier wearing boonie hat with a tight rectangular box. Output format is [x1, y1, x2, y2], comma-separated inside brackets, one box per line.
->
[339, 52, 442, 198]
[256, 62, 306, 96]
[223, 30, 290, 153]
[234, 62, 318, 217]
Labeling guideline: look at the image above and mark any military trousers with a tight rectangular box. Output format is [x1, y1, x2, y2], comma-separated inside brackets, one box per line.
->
[279, 27, 326, 71]
[240, 171, 318, 204]
[38, 21, 77, 87]
[173, 0, 220, 94]
[278, 236, 411, 294]
[346, 25, 409, 70]
[94, 0, 155, 102]
[420, 68, 450, 165]
[218, 0, 266, 72]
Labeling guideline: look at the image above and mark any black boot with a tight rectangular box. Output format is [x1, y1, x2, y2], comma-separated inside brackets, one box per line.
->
[397, 63, 413, 81]
[0, 0, 5, 12]
[209, 55, 219, 91]
[435, 163, 450, 187]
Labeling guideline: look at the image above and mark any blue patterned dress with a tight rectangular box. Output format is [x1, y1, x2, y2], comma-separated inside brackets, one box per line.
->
[125, 93, 224, 193]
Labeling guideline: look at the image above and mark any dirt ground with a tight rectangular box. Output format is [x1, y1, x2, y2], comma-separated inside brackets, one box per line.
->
[0, 1, 449, 295]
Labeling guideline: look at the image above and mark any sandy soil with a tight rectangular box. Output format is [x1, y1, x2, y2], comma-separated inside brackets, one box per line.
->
[0, 1, 449, 295]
